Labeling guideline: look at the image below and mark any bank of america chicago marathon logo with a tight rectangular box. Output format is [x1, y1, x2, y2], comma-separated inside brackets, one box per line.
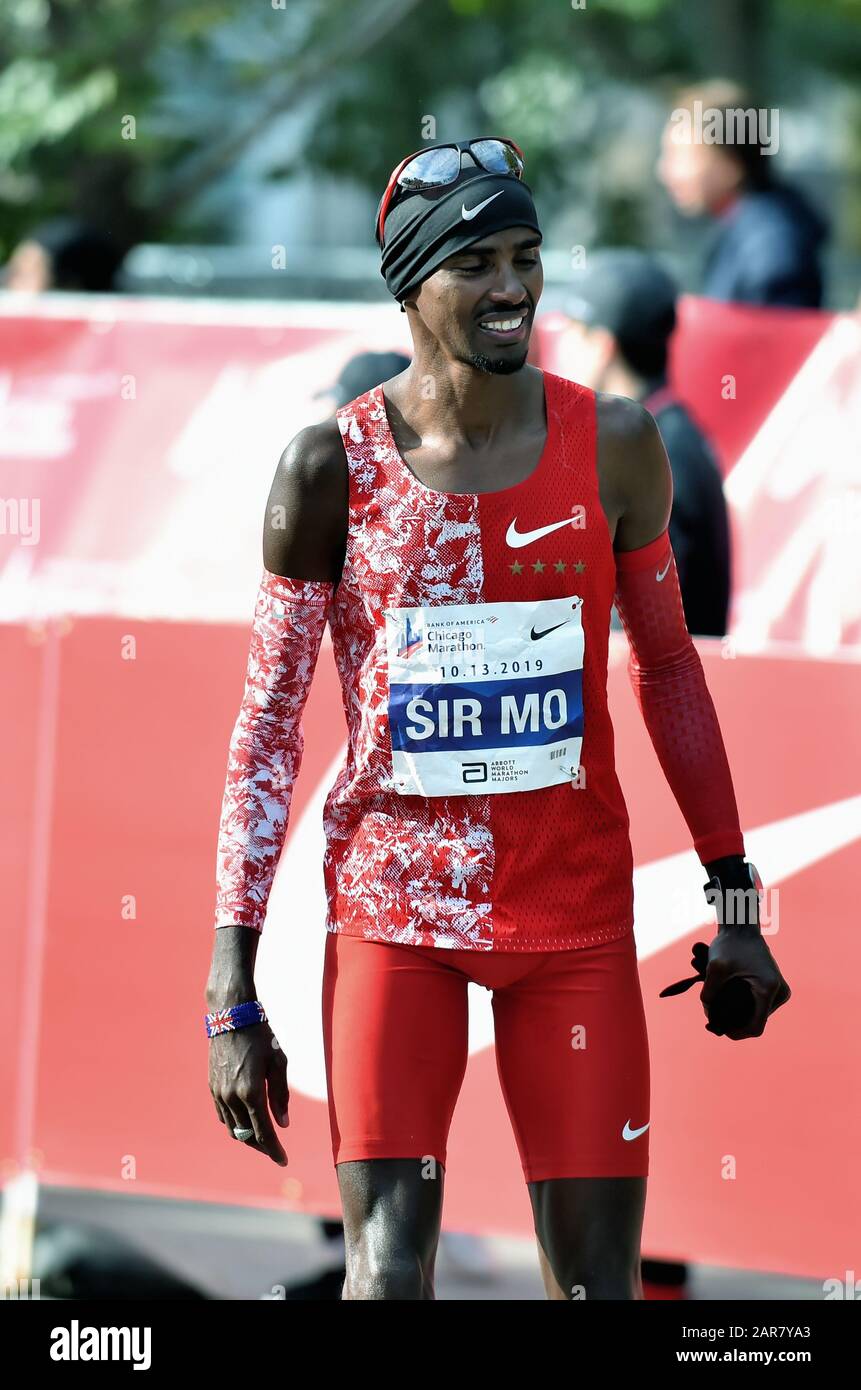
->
[395, 612, 497, 660]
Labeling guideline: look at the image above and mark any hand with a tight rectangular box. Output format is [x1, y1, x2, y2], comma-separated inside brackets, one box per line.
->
[700, 928, 791, 1041]
[208, 1020, 290, 1165]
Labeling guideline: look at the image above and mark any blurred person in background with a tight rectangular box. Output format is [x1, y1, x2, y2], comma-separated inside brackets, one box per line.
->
[2, 217, 125, 293]
[658, 80, 828, 308]
[559, 249, 730, 637]
[315, 350, 412, 414]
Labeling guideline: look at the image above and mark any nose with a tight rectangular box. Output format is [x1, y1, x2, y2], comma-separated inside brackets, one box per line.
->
[486, 261, 530, 307]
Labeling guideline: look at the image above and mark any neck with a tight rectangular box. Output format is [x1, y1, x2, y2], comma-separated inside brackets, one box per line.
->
[395, 352, 541, 448]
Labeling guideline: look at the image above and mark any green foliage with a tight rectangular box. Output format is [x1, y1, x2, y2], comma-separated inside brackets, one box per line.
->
[0, 0, 858, 262]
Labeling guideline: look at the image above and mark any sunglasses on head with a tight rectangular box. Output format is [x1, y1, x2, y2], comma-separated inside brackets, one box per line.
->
[376, 137, 525, 247]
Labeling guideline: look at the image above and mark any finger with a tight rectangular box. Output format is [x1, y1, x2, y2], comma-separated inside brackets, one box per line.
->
[734, 980, 770, 1036]
[246, 1099, 288, 1166]
[212, 1094, 231, 1127]
[268, 1049, 290, 1128]
[699, 961, 733, 1010]
[225, 1097, 267, 1158]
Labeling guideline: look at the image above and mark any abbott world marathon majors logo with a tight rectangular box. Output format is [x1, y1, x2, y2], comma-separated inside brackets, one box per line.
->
[385, 594, 585, 797]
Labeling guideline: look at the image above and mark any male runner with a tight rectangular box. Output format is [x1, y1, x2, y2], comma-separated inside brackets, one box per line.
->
[207, 137, 790, 1301]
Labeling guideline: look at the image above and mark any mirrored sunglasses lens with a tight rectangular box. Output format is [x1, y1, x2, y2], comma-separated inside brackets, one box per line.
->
[397, 147, 461, 190]
[472, 139, 523, 176]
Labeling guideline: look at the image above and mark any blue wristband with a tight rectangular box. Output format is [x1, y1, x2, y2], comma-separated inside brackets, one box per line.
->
[205, 1000, 267, 1038]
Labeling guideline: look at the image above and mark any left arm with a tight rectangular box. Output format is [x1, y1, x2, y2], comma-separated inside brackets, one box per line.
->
[608, 401, 791, 1038]
[611, 404, 744, 869]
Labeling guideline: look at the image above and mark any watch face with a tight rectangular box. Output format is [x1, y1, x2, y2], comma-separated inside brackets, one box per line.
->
[747, 861, 764, 899]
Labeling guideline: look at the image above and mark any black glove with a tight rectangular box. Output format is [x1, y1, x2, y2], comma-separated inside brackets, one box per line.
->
[660, 941, 756, 1033]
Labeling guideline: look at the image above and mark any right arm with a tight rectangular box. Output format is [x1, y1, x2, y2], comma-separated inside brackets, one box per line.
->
[206, 419, 347, 1162]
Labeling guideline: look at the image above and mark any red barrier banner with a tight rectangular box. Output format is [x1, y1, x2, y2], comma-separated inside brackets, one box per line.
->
[2, 296, 859, 1277]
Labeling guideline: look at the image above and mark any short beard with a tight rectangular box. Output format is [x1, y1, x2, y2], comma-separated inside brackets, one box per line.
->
[463, 347, 529, 376]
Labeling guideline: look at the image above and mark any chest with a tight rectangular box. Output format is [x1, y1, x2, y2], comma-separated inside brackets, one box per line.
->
[395, 435, 620, 544]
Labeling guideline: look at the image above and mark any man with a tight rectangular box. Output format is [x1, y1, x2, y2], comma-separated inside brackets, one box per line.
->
[560, 248, 730, 636]
[314, 349, 412, 413]
[206, 137, 790, 1301]
[3, 218, 125, 292]
[658, 80, 828, 308]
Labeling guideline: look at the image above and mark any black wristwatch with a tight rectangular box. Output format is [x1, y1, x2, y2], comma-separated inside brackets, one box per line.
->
[703, 859, 763, 928]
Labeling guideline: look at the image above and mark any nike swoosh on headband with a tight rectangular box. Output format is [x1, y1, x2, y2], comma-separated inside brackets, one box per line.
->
[656, 556, 672, 582]
[462, 190, 504, 221]
[506, 516, 578, 548]
[622, 1120, 650, 1141]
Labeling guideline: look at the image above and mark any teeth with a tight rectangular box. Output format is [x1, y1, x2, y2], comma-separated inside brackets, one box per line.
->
[481, 316, 524, 331]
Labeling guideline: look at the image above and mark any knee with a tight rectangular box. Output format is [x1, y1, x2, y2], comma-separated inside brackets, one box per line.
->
[344, 1244, 427, 1301]
[564, 1252, 641, 1301]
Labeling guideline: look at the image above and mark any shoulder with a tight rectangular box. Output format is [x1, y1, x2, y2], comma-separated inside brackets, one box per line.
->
[595, 390, 660, 446]
[596, 391, 669, 498]
[594, 392, 672, 551]
[274, 415, 347, 496]
[263, 416, 347, 580]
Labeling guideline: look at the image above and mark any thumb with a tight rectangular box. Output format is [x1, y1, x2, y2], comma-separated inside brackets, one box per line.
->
[699, 957, 733, 1010]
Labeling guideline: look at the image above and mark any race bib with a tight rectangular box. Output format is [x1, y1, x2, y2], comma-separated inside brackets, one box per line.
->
[384, 594, 584, 796]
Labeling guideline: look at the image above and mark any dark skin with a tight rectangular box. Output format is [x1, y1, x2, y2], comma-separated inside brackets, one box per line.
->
[207, 225, 789, 1299]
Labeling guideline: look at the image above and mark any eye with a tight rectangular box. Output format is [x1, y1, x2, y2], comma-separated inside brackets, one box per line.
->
[455, 257, 538, 275]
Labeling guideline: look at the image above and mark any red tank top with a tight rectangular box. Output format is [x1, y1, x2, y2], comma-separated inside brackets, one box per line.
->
[323, 369, 633, 951]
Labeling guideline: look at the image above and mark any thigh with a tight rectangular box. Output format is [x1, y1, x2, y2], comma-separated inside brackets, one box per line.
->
[492, 930, 650, 1182]
[322, 931, 469, 1174]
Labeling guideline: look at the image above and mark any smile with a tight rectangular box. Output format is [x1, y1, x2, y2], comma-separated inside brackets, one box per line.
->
[478, 314, 528, 341]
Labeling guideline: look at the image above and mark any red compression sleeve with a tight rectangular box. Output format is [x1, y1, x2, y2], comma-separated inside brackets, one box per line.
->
[613, 530, 744, 863]
[214, 568, 334, 932]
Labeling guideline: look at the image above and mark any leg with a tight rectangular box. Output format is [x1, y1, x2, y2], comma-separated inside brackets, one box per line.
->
[530, 1176, 647, 1300]
[337, 1157, 444, 1300]
[322, 933, 469, 1300]
[491, 931, 651, 1300]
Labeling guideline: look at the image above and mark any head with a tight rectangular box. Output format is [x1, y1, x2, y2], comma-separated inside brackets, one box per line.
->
[376, 139, 543, 376]
[317, 350, 412, 413]
[657, 80, 772, 217]
[559, 249, 677, 394]
[3, 218, 123, 292]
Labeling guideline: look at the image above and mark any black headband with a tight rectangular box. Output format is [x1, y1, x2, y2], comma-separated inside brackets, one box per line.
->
[378, 170, 542, 303]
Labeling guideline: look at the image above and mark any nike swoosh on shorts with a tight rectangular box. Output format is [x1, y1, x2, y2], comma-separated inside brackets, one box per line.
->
[462, 191, 504, 221]
[506, 516, 578, 549]
[622, 1120, 650, 1141]
[656, 556, 672, 581]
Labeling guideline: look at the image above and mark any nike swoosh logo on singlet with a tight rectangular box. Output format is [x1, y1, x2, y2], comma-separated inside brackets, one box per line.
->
[530, 620, 570, 641]
[506, 516, 578, 548]
[462, 190, 504, 221]
[656, 556, 672, 581]
[622, 1120, 650, 1141]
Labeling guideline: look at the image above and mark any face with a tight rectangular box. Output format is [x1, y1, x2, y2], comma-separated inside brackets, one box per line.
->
[657, 121, 743, 216]
[411, 226, 543, 375]
[4, 240, 53, 292]
[556, 319, 616, 391]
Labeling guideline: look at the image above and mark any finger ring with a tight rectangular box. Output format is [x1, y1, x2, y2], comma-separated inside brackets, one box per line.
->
[232, 1126, 254, 1142]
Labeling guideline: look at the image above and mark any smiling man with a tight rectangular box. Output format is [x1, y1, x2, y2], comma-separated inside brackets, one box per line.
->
[206, 137, 790, 1301]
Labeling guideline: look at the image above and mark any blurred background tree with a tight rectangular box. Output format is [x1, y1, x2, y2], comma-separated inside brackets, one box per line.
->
[1, 0, 858, 287]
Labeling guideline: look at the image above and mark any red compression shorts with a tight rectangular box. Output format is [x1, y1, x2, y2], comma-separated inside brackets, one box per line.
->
[322, 929, 650, 1183]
